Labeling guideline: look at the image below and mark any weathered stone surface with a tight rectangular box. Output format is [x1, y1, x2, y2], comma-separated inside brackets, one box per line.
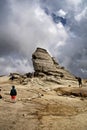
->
[32, 48, 76, 80]
[32, 48, 57, 73]
[54, 87, 87, 97]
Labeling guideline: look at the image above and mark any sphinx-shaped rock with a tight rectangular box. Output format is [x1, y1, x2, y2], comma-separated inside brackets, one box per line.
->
[32, 48, 76, 80]
[32, 48, 58, 73]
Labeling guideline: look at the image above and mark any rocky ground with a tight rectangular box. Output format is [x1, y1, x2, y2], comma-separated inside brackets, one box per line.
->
[0, 75, 87, 130]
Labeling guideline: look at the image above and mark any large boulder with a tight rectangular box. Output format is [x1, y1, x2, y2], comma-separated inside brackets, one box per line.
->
[32, 48, 58, 73]
[32, 48, 76, 80]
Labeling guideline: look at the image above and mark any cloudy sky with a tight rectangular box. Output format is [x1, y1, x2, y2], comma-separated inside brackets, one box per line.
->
[0, 0, 87, 78]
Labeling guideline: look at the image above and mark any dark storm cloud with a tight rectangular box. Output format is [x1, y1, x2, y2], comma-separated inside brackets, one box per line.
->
[0, 0, 11, 24]
[0, 33, 20, 56]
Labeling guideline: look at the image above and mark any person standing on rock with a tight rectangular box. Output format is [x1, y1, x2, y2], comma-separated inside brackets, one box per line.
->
[77, 77, 82, 87]
[10, 86, 17, 102]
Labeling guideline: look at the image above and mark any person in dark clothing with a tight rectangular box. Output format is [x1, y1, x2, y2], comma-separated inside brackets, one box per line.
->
[10, 75, 15, 81]
[0, 89, 2, 99]
[10, 86, 17, 102]
[77, 77, 82, 87]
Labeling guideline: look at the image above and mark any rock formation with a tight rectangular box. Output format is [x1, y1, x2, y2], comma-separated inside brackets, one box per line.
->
[1, 48, 87, 130]
[32, 48, 57, 72]
[32, 47, 76, 80]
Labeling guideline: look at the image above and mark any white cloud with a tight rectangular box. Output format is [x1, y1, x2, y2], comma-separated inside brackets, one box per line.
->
[0, 57, 33, 75]
[57, 9, 67, 18]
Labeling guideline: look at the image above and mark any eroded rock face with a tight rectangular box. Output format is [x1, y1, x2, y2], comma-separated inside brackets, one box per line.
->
[32, 48, 57, 73]
[32, 48, 76, 80]
[54, 87, 87, 97]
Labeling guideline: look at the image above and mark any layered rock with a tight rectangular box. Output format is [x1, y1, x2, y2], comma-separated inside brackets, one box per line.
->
[32, 48, 76, 80]
[32, 48, 57, 73]
[54, 87, 87, 97]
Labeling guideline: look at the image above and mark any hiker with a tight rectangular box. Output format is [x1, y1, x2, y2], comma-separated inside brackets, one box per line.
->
[10, 86, 17, 102]
[10, 75, 15, 81]
[0, 89, 2, 99]
[77, 77, 82, 87]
